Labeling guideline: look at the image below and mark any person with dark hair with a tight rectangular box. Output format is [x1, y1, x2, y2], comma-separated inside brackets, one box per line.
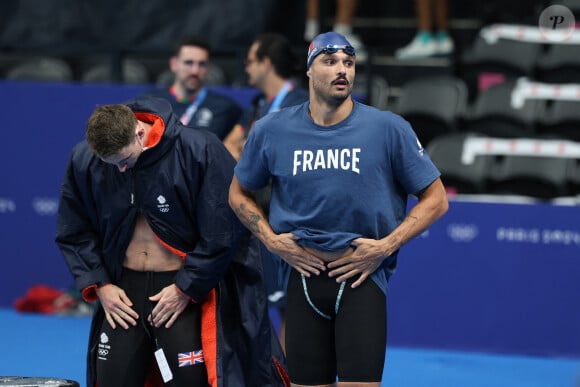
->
[224, 32, 309, 352]
[143, 35, 242, 141]
[224, 33, 309, 160]
[229, 32, 448, 386]
[55, 96, 289, 387]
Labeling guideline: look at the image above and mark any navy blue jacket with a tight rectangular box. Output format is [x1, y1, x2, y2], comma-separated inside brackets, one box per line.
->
[55, 97, 288, 387]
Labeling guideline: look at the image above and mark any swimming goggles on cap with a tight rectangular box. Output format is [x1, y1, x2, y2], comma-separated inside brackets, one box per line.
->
[320, 44, 356, 56]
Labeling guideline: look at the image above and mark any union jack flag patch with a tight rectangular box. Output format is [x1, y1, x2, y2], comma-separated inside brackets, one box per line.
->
[178, 350, 204, 367]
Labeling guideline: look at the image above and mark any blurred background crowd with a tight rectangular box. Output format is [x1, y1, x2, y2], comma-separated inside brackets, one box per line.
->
[2, 0, 579, 201]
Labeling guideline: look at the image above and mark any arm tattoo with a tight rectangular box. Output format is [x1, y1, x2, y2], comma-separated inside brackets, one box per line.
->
[235, 203, 263, 236]
[247, 213, 261, 235]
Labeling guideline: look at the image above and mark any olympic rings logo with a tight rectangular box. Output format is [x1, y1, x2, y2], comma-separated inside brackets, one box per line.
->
[31, 197, 59, 216]
[0, 198, 16, 213]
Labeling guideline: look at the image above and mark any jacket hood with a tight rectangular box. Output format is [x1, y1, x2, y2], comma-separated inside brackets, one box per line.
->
[123, 96, 181, 169]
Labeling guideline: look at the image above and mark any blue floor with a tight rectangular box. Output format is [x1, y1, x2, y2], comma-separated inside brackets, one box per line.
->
[1, 308, 578, 387]
[382, 348, 580, 387]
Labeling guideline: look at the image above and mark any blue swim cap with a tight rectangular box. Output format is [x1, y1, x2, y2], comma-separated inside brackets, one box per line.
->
[307, 32, 356, 69]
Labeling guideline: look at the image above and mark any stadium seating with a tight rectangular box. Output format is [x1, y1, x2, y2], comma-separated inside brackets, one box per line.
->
[461, 80, 545, 138]
[487, 155, 571, 199]
[460, 34, 542, 99]
[81, 59, 149, 84]
[537, 100, 580, 142]
[396, 75, 468, 146]
[426, 132, 493, 194]
[535, 44, 580, 84]
[5, 57, 73, 82]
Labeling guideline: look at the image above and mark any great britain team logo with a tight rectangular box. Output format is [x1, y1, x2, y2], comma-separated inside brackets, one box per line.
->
[98, 332, 111, 360]
[156, 195, 170, 213]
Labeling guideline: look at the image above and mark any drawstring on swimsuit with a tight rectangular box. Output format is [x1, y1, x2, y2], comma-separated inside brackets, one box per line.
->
[301, 273, 346, 320]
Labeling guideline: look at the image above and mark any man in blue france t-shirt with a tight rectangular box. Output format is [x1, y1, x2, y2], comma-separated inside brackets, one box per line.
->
[229, 32, 449, 386]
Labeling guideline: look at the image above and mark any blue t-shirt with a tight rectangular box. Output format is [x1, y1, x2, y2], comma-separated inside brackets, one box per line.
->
[235, 100, 440, 293]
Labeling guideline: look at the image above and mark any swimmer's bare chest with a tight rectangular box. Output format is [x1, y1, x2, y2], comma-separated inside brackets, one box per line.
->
[123, 214, 183, 272]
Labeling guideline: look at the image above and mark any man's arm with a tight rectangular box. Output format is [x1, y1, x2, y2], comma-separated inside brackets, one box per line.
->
[56, 148, 139, 329]
[228, 175, 325, 276]
[328, 177, 449, 286]
[228, 175, 275, 245]
[55, 148, 111, 300]
[381, 177, 449, 251]
[223, 124, 245, 161]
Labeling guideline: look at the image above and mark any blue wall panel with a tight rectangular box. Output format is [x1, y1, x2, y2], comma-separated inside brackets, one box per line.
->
[389, 200, 580, 357]
[0, 81, 578, 358]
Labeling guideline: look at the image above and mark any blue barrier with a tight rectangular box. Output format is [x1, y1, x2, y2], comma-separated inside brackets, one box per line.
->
[0, 81, 578, 358]
[390, 199, 580, 357]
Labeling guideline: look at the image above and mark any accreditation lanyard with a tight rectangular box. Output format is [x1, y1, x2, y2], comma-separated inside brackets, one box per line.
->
[247, 81, 294, 136]
[267, 81, 293, 114]
[180, 88, 208, 125]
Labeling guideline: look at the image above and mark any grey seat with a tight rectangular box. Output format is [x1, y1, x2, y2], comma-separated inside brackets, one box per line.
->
[396, 75, 468, 146]
[426, 132, 493, 194]
[462, 35, 541, 75]
[462, 80, 545, 138]
[81, 59, 149, 84]
[566, 158, 580, 196]
[155, 69, 174, 86]
[5, 57, 73, 82]
[488, 155, 570, 199]
[561, 0, 580, 17]
[535, 45, 580, 84]
[460, 33, 542, 100]
[353, 74, 389, 110]
[537, 100, 580, 142]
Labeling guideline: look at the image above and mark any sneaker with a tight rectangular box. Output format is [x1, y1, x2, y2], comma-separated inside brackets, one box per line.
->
[435, 32, 454, 56]
[395, 32, 437, 60]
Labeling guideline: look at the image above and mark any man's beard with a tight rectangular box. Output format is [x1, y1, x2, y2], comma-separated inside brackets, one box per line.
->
[183, 77, 200, 95]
